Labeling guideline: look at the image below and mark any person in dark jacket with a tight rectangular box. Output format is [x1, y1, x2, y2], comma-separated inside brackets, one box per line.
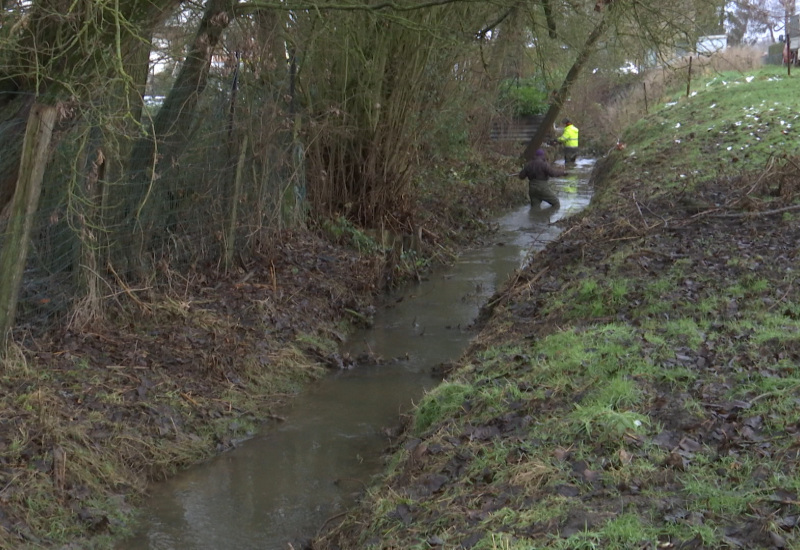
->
[518, 148, 565, 208]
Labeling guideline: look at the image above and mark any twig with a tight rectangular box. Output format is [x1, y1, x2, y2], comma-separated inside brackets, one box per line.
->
[632, 191, 650, 229]
[316, 511, 349, 535]
[766, 285, 792, 312]
[180, 392, 199, 406]
[608, 235, 642, 243]
[741, 154, 776, 196]
[0, 472, 23, 496]
[485, 266, 549, 309]
[688, 207, 723, 220]
[765, 497, 800, 506]
[748, 383, 800, 405]
[106, 262, 152, 312]
[713, 203, 800, 219]
[782, 155, 800, 174]
[625, 248, 674, 260]
[524, 266, 550, 293]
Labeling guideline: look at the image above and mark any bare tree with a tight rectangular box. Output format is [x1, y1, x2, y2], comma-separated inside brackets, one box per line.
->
[119, 0, 237, 276]
[0, 0, 181, 214]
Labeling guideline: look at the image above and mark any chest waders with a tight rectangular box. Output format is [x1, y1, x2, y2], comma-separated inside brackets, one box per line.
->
[529, 179, 560, 208]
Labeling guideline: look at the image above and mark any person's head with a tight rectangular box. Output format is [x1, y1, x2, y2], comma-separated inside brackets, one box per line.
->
[562, 118, 571, 126]
[535, 149, 546, 158]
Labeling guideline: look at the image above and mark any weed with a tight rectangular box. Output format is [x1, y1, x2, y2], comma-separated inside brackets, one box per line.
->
[601, 514, 655, 547]
[295, 332, 338, 356]
[678, 452, 760, 518]
[565, 278, 632, 319]
[570, 403, 649, 441]
[471, 379, 526, 416]
[321, 216, 380, 254]
[508, 456, 563, 491]
[658, 365, 697, 386]
[467, 443, 512, 482]
[571, 278, 607, 318]
[660, 318, 707, 349]
[524, 494, 572, 525]
[694, 296, 722, 318]
[552, 527, 603, 550]
[681, 474, 752, 517]
[413, 382, 473, 435]
[585, 375, 642, 408]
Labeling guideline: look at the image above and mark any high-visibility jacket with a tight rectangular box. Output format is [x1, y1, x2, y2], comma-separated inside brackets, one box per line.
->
[558, 124, 579, 148]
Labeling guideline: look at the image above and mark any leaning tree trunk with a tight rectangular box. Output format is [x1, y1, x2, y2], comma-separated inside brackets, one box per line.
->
[0, 103, 56, 352]
[522, 12, 611, 161]
[119, 0, 235, 278]
[0, 98, 35, 216]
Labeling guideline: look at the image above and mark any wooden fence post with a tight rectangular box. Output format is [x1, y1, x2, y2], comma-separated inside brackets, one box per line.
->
[0, 103, 57, 353]
[224, 135, 247, 272]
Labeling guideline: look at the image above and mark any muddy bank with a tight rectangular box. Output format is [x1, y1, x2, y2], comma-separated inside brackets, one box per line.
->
[0, 152, 525, 549]
[312, 74, 800, 548]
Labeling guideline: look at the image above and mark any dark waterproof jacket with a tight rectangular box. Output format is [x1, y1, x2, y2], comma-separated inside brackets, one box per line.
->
[518, 157, 566, 181]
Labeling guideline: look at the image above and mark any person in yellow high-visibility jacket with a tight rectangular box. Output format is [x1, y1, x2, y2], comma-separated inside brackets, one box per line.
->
[557, 118, 579, 165]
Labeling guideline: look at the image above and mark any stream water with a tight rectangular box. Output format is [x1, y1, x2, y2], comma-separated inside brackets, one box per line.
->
[121, 159, 595, 550]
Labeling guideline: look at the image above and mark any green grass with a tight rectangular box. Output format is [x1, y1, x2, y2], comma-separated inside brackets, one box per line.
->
[682, 472, 754, 517]
[583, 375, 642, 408]
[413, 381, 474, 435]
[555, 277, 634, 320]
[659, 318, 707, 349]
[619, 66, 800, 190]
[569, 403, 649, 441]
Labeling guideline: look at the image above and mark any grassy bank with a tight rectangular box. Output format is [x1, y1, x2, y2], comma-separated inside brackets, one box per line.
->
[316, 65, 800, 549]
[0, 149, 523, 549]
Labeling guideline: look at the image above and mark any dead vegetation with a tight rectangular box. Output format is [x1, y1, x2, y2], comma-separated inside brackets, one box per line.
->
[0, 150, 525, 549]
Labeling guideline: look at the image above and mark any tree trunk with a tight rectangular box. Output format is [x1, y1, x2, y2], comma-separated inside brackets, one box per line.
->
[522, 13, 611, 161]
[120, 0, 236, 276]
[0, 103, 56, 352]
[0, 97, 35, 218]
[224, 135, 247, 272]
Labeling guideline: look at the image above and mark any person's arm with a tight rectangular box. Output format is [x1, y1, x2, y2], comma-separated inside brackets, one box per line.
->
[547, 165, 567, 177]
[518, 163, 530, 180]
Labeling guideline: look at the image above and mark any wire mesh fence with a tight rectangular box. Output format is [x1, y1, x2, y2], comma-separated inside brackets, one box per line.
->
[0, 0, 511, 346]
[4, 85, 304, 341]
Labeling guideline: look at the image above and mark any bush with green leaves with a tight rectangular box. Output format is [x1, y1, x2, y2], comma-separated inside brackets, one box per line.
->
[498, 78, 550, 117]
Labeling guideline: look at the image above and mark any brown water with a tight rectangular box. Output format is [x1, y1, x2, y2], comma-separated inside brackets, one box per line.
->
[121, 159, 595, 550]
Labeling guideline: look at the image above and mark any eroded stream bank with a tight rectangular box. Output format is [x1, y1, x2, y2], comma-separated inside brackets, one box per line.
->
[121, 160, 595, 550]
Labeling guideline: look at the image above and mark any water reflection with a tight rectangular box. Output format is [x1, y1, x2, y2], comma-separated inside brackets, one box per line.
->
[121, 159, 595, 550]
[528, 204, 560, 223]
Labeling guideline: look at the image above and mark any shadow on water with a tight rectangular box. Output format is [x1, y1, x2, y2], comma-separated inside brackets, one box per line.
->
[120, 158, 595, 550]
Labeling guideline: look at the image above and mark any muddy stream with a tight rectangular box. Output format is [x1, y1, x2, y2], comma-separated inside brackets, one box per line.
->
[121, 159, 595, 549]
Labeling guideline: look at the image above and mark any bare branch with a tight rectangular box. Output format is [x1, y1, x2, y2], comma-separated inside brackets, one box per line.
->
[235, 0, 478, 14]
